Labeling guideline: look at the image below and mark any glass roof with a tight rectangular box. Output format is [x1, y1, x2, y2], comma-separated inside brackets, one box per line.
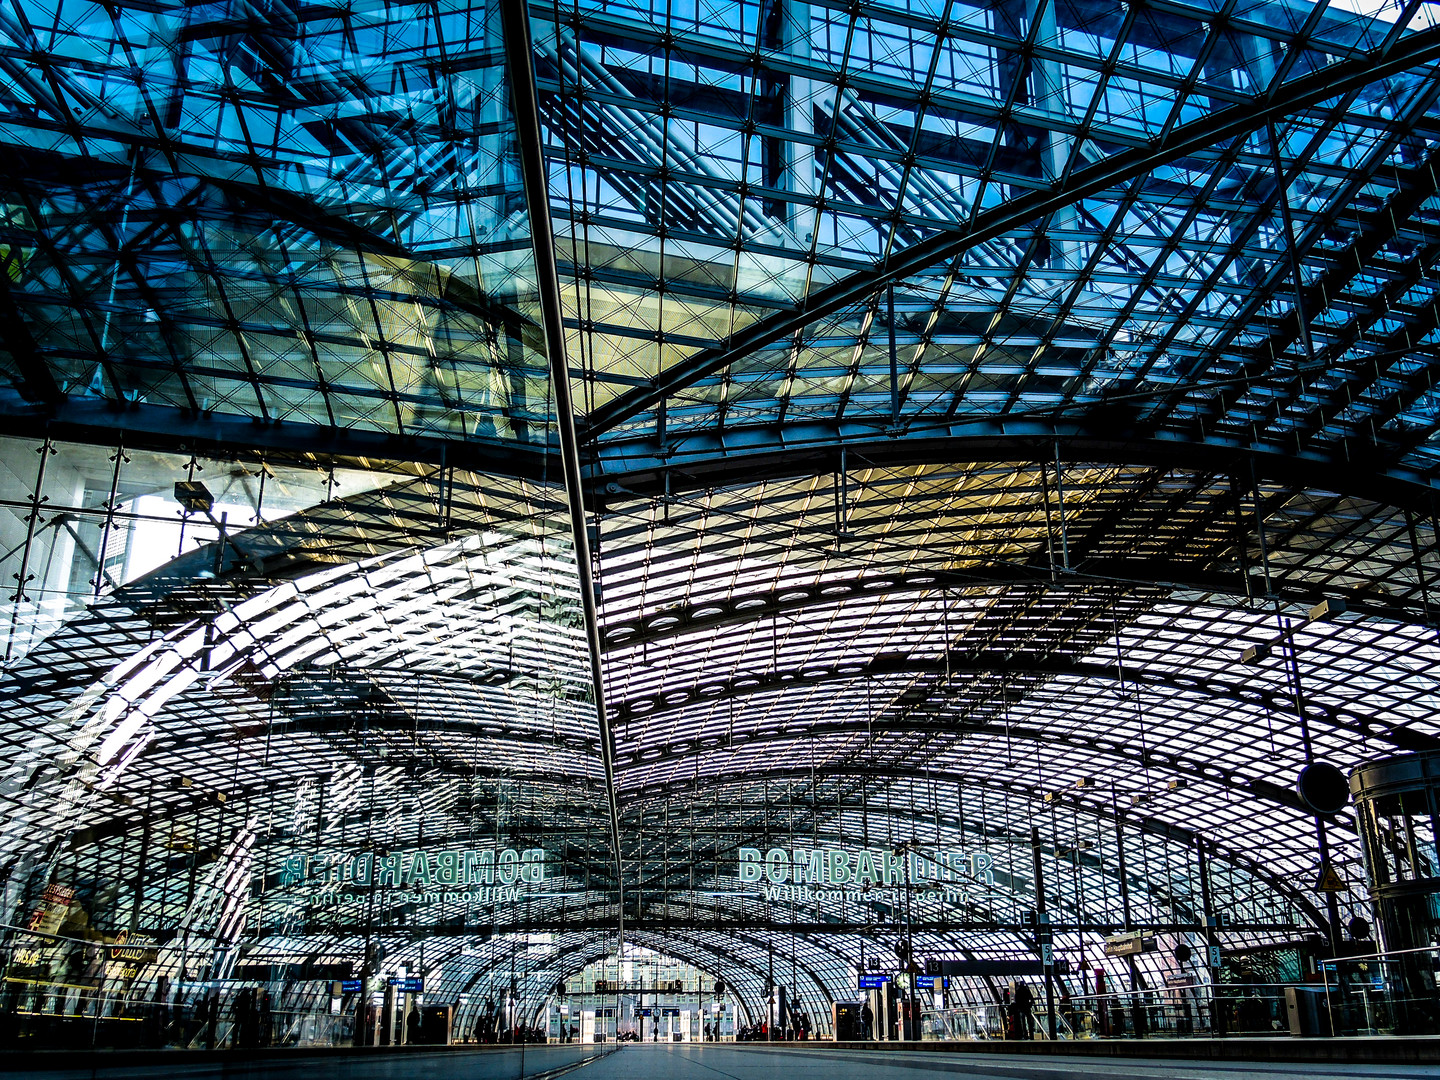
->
[0, 0, 1439, 1032]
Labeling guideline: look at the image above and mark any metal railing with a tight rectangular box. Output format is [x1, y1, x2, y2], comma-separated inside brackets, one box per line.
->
[920, 950, 1440, 1042]
[1320, 945, 1440, 1037]
[0, 978, 356, 1050]
[920, 1002, 1073, 1041]
[921, 983, 1291, 1041]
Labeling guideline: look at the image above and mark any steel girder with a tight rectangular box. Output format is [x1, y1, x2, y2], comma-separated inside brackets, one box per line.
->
[588, 421, 1440, 513]
[599, 567, 1436, 648]
[0, 398, 554, 483]
[615, 709, 1326, 819]
[607, 649, 1426, 755]
[501, 0, 625, 941]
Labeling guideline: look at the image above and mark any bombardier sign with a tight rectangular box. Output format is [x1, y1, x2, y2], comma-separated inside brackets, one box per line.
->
[274, 846, 557, 907]
[737, 846, 994, 903]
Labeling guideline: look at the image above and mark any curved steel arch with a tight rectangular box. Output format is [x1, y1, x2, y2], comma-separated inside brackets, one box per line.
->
[626, 926, 839, 1023]
[592, 424, 1440, 516]
[430, 898, 852, 1023]
[619, 766, 1331, 935]
[147, 718, 602, 766]
[600, 566, 1434, 650]
[609, 650, 1424, 758]
[517, 933, 770, 1024]
[619, 710, 1318, 819]
[449, 934, 610, 1010]
[431, 924, 813, 1026]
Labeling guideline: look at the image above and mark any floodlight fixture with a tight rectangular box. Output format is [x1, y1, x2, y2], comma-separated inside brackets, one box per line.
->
[1307, 598, 1347, 623]
[1240, 643, 1270, 665]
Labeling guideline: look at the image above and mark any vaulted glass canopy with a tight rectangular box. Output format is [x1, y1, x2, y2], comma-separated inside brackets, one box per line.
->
[0, 0, 1438, 1043]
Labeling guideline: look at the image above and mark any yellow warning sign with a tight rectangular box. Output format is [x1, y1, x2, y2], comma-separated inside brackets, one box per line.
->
[1316, 865, 1349, 892]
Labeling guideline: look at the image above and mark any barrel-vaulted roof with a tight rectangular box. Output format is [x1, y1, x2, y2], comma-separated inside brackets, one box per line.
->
[0, 0, 1438, 1024]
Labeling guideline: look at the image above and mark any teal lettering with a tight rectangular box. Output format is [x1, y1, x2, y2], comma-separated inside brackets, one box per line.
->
[855, 850, 878, 885]
[970, 851, 994, 885]
[408, 851, 433, 886]
[377, 853, 401, 886]
[435, 851, 460, 886]
[468, 850, 494, 885]
[882, 851, 902, 885]
[807, 850, 825, 885]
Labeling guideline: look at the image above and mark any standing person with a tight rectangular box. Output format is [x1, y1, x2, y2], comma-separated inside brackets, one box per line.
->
[231, 987, 251, 1047]
[192, 993, 208, 1048]
[202, 987, 220, 1049]
[257, 988, 272, 1047]
[1014, 982, 1035, 1040]
[859, 999, 873, 1040]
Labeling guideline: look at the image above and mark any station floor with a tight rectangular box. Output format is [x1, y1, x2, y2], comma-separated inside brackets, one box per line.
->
[2, 1043, 1437, 1080]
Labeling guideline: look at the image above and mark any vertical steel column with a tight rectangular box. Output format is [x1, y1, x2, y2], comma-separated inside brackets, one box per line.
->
[887, 284, 900, 427]
[1113, 807, 1138, 994]
[1280, 621, 1343, 955]
[1039, 461, 1058, 583]
[94, 441, 125, 599]
[1196, 836, 1224, 1037]
[1052, 442, 1070, 571]
[128, 785, 153, 932]
[500, 0, 624, 949]
[1030, 826, 1056, 1039]
[9, 439, 50, 604]
[7, 439, 53, 664]
[1229, 474, 1253, 602]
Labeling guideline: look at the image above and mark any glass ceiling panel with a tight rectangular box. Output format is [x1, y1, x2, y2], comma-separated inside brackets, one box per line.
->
[564, 0, 1440, 493]
[0, 0, 552, 444]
